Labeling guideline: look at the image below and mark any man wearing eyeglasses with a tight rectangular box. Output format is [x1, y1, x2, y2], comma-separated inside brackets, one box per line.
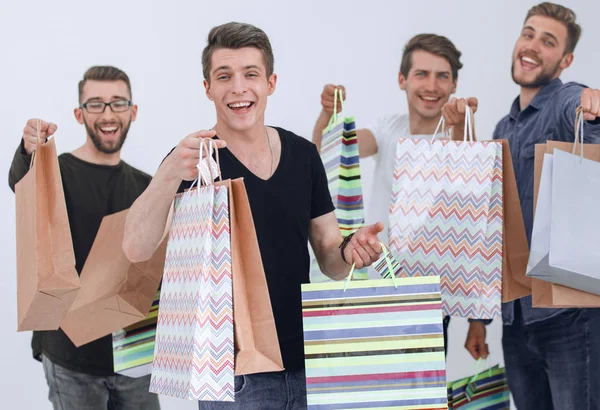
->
[8, 66, 160, 410]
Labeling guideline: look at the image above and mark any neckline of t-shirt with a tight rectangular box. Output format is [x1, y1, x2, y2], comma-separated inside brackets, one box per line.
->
[215, 126, 285, 183]
[62, 152, 124, 170]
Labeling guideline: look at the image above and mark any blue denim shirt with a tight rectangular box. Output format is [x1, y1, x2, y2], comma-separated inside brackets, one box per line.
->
[493, 78, 600, 326]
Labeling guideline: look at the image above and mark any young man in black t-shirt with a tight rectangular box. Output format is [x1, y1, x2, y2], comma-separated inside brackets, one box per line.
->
[123, 23, 384, 409]
[9, 66, 160, 410]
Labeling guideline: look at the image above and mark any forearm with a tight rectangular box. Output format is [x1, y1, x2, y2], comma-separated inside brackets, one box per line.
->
[123, 158, 181, 262]
[317, 241, 351, 281]
[312, 110, 331, 152]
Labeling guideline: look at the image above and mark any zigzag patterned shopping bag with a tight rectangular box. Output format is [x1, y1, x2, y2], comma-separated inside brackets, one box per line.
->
[302, 249, 447, 409]
[150, 140, 234, 401]
[389, 112, 503, 319]
[311, 89, 368, 282]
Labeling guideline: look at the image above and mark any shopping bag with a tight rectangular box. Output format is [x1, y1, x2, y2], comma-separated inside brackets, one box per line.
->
[302, 246, 447, 409]
[498, 140, 531, 302]
[112, 288, 160, 377]
[527, 110, 600, 296]
[150, 140, 235, 401]
[228, 177, 284, 376]
[389, 111, 503, 319]
[15, 128, 80, 331]
[61, 209, 167, 347]
[447, 361, 510, 409]
[531, 141, 600, 307]
[311, 89, 368, 282]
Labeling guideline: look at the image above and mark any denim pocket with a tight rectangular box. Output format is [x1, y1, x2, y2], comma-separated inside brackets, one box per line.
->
[234, 375, 247, 394]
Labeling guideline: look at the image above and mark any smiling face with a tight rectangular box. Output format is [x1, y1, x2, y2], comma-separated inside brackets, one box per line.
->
[399, 50, 457, 121]
[203, 47, 276, 134]
[511, 15, 573, 88]
[75, 80, 137, 154]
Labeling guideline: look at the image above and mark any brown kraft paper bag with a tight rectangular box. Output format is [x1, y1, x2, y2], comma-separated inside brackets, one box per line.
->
[531, 141, 600, 308]
[216, 177, 284, 375]
[15, 135, 80, 331]
[61, 209, 168, 346]
[500, 139, 532, 302]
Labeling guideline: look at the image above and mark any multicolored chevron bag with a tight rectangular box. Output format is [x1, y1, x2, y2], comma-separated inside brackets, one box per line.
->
[310, 89, 368, 282]
[150, 140, 235, 401]
[389, 111, 503, 319]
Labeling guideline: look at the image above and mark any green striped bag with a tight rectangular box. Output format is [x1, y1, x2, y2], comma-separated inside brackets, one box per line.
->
[302, 246, 447, 408]
[447, 361, 510, 409]
[310, 88, 367, 282]
[112, 289, 159, 377]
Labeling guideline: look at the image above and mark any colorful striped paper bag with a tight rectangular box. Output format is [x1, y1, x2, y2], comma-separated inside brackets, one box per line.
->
[389, 137, 503, 319]
[150, 143, 234, 402]
[311, 89, 368, 282]
[301, 268, 447, 408]
[112, 289, 160, 378]
[448, 364, 510, 409]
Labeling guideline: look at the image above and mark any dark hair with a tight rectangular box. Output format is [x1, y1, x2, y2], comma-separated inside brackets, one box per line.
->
[400, 34, 463, 80]
[525, 2, 581, 53]
[78, 66, 131, 102]
[202, 22, 274, 82]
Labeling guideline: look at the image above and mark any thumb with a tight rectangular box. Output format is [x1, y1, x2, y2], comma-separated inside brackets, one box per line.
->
[367, 222, 384, 234]
[48, 123, 58, 136]
[467, 97, 479, 113]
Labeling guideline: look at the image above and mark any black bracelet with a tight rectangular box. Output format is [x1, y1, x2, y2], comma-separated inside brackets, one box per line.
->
[339, 232, 355, 264]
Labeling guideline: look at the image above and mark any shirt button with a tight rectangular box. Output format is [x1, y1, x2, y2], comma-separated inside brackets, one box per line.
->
[517, 122, 523, 128]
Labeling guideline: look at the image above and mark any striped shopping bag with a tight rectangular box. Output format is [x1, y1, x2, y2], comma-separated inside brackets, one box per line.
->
[447, 362, 510, 409]
[302, 250, 447, 409]
[389, 111, 503, 319]
[311, 89, 367, 282]
[112, 289, 160, 377]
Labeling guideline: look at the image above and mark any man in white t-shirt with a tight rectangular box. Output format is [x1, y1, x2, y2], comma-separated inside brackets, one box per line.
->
[312, 33, 490, 360]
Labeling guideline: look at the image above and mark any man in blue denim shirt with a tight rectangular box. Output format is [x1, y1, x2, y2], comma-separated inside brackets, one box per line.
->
[444, 3, 600, 409]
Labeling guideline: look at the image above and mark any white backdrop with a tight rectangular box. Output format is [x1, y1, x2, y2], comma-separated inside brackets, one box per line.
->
[1, 0, 597, 408]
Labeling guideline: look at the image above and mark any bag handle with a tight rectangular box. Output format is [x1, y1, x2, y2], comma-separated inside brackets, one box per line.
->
[325, 88, 345, 133]
[186, 137, 222, 193]
[430, 116, 453, 142]
[573, 106, 585, 161]
[343, 242, 398, 291]
[29, 119, 45, 169]
[463, 105, 475, 142]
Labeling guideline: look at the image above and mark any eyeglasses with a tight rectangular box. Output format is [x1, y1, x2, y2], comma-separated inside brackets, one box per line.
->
[80, 99, 133, 114]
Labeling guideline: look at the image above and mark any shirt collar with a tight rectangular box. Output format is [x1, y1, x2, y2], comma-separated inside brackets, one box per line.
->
[509, 78, 563, 120]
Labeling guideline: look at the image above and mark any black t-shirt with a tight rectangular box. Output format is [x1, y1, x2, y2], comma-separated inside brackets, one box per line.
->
[175, 127, 334, 371]
[9, 144, 151, 376]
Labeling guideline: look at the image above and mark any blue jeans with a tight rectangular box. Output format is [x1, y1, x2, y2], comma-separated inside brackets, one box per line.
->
[42, 355, 160, 410]
[198, 370, 307, 409]
[502, 306, 600, 410]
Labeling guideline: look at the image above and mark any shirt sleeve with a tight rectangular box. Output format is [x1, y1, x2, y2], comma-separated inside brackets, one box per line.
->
[310, 143, 335, 219]
[557, 83, 600, 143]
[366, 115, 393, 159]
[8, 140, 33, 192]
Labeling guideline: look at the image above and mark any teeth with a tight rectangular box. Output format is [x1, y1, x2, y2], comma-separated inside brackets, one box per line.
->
[421, 96, 439, 101]
[100, 126, 118, 132]
[228, 102, 251, 108]
[522, 56, 539, 66]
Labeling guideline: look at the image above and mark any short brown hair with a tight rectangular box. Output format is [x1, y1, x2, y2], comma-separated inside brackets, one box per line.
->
[201, 22, 274, 82]
[400, 34, 462, 81]
[525, 2, 581, 54]
[78, 66, 132, 102]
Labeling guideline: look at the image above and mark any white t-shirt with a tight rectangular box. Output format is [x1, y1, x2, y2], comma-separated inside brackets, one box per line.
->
[366, 113, 442, 246]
